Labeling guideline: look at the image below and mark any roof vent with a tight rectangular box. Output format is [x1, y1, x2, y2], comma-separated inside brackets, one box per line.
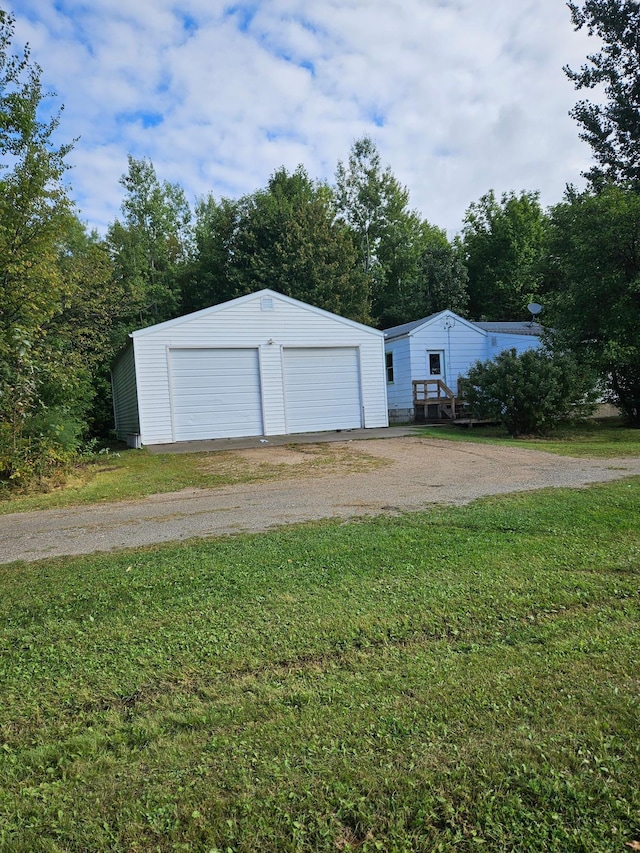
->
[261, 297, 274, 311]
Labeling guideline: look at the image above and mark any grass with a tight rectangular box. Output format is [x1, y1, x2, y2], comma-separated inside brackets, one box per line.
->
[421, 417, 640, 457]
[0, 442, 386, 515]
[1, 419, 638, 516]
[1, 479, 639, 851]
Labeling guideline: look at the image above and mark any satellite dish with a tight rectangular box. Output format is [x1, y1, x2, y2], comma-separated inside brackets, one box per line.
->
[527, 302, 542, 317]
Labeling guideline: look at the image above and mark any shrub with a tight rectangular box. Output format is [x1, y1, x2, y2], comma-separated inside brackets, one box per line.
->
[0, 408, 85, 491]
[458, 348, 599, 437]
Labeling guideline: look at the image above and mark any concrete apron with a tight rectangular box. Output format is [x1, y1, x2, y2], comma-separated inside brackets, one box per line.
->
[145, 426, 423, 455]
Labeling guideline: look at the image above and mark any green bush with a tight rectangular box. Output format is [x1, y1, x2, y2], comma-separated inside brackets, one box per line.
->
[0, 408, 85, 490]
[458, 348, 599, 437]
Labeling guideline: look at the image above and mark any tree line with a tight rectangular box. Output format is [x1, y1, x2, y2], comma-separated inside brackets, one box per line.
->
[1, 1, 639, 486]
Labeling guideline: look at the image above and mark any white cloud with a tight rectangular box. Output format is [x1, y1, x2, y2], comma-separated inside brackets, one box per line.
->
[9, 0, 597, 236]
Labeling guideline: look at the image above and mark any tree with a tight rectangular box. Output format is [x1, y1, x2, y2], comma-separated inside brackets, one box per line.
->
[335, 136, 410, 276]
[545, 184, 640, 425]
[371, 220, 469, 328]
[407, 228, 468, 321]
[420, 238, 469, 316]
[369, 210, 429, 328]
[565, 0, 640, 188]
[107, 156, 192, 328]
[460, 190, 549, 320]
[0, 10, 79, 483]
[49, 218, 118, 437]
[458, 348, 598, 437]
[334, 136, 466, 328]
[181, 195, 241, 313]
[185, 166, 370, 323]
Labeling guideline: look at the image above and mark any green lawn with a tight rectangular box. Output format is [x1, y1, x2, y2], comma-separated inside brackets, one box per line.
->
[1, 479, 639, 851]
[420, 417, 640, 457]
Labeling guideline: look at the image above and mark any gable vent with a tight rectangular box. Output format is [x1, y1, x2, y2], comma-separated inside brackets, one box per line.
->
[261, 297, 274, 311]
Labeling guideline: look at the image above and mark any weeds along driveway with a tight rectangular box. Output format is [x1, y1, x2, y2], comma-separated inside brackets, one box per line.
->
[2, 436, 640, 564]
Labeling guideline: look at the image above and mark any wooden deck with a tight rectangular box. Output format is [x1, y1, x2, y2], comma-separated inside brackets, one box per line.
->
[412, 379, 457, 423]
[413, 379, 496, 429]
[412, 379, 497, 426]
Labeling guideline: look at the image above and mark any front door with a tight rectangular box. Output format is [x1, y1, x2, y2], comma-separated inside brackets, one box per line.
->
[426, 350, 445, 383]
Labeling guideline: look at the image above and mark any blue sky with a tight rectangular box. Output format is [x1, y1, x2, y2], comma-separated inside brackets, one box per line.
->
[10, 0, 598, 236]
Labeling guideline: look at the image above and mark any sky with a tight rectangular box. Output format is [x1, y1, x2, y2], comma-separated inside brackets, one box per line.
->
[9, 0, 599, 237]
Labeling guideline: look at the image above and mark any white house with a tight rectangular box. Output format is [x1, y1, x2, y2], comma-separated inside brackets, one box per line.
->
[384, 310, 543, 422]
[111, 289, 389, 446]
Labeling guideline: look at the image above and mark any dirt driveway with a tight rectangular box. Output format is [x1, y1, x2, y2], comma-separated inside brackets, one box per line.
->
[2, 435, 640, 564]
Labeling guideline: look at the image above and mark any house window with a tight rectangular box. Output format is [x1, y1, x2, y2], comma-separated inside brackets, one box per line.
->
[429, 352, 442, 375]
[386, 351, 394, 383]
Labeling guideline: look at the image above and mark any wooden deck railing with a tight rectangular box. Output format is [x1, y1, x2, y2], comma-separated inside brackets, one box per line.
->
[412, 379, 457, 420]
[413, 379, 455, 402]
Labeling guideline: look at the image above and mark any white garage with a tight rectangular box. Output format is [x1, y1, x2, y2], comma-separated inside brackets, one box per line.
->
[111, 289, 388, 446]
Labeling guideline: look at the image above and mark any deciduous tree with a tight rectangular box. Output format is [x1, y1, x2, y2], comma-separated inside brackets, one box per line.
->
[107, 156, 192, 328]
[460, 190, 549, 320]
[372, 220, 469, 328]
[335, 136, 410, 276]
[0, 10, 79, 483]
[546, 185, 640, 425]
[50, 218, 118, 437]
[186, 166, 370, 323]
[335, 137, 467, 328]
[565, 0, 640, 188]
[181, 195, 241, 313]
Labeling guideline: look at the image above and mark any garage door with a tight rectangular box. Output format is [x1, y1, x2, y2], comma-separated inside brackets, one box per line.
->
[170, 348, 263, 440]
[283, 347, 362, 434]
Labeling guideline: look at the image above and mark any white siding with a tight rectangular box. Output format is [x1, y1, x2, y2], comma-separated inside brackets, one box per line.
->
[124, 290, 388, 444]
[361, 336, 389, 427]
[385, 338, 413, 411]
[383, 311, 545, 421]
[407, 315, 487, 395]
[111, 344, 139, 440]
[134, 337, 174, 445]
[487, 333, 542, 359]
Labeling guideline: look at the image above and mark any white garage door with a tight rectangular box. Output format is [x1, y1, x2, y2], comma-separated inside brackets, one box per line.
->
[170, 348, 263, 440]
[283, 347, 362, 434]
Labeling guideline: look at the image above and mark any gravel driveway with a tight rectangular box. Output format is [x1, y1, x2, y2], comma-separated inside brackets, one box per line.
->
[2, 435, 640, 564]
